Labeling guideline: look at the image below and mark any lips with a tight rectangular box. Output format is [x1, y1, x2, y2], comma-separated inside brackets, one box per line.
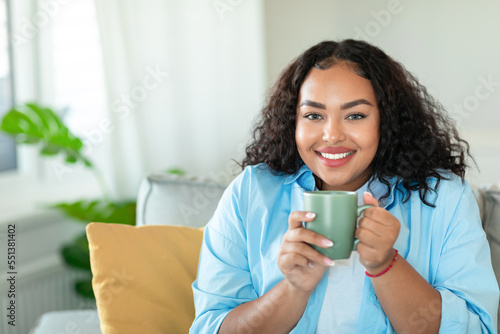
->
[316, 146, 354, 154]
[316, 147, 356, 167]
[319, 151, 354, 160]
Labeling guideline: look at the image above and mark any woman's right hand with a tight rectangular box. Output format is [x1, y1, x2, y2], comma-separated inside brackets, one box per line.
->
[278, 211, 335, 293]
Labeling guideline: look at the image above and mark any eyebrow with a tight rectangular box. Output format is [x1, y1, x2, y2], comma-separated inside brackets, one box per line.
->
[340, 99, 374, 110]
[299, 99, 374, 110]
[299, 100, 326, 109]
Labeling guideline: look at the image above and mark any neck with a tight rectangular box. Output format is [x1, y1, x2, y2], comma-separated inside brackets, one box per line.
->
[315, 169, 373, 191]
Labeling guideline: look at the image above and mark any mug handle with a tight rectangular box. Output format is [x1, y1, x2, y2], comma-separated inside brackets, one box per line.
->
[353, 204, 373, 250]
[357, 204, 373, 216]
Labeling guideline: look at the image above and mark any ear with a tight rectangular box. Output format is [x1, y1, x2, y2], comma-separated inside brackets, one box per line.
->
[363, 192, 380, 207]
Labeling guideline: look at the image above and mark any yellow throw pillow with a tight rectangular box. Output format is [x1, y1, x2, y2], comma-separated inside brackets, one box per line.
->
[86, 223, 204, 334]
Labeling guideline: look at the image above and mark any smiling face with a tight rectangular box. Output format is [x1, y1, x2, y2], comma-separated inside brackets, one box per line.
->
[295, 63, 380, 191]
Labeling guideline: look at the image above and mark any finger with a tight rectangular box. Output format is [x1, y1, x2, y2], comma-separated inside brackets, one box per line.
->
[355, 241, 375, 254]
[363, 192, 380, 208]
[280, 242, 334, 267]
[288, 211, 316, 230]
[284, 228, 334, 249]
[357, 217, 384, 238]
[355, 241, 378, 260]
[355, 227, 382, 248]
[362, 207, 399, 227]
[361, 207, 384, 222]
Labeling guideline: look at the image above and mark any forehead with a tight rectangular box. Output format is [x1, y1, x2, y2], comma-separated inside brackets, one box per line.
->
[299, 64, 377, 105]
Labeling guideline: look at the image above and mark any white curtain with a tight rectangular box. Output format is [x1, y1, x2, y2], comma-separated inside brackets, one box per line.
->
[93, 0, 266, 199]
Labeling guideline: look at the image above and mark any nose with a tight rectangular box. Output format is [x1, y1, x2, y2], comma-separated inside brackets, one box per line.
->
[322, 117, 346, 144]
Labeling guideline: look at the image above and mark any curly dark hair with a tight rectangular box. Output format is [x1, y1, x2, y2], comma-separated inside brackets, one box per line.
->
[242, 39, 472, 207]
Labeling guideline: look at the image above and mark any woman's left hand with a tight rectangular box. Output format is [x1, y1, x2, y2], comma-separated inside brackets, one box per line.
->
[356, 192, 400, 275]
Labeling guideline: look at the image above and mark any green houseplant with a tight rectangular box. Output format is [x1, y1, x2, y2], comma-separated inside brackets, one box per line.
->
[0, 103, 146, 298]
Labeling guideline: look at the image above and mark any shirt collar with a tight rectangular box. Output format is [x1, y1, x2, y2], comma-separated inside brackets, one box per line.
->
[284, 164, 399, 208]
[284, 164, 316, 190]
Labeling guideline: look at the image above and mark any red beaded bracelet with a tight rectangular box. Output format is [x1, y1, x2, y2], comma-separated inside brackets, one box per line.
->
[365, 249, 399, 278]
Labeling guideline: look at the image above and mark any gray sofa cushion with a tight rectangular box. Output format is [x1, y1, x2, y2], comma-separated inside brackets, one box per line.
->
[472, 186, 500, 331]
[478, 190, 500, 279]
[136, 173, 228, 227]
[472, 187, 500, 280]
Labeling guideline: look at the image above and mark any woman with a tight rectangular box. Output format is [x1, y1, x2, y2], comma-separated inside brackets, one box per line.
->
[190, 39, 498, 333]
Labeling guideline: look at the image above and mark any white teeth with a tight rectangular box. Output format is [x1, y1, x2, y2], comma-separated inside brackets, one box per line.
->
[320, 151, 354, 160]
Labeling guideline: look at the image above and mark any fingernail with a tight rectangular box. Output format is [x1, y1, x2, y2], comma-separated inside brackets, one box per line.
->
[364, 191, 372, 197]
[323, 258, 335, 267]
[322, 239, 334, 247]
[305, 212, 316, 219]
[307, 261, 314, 268]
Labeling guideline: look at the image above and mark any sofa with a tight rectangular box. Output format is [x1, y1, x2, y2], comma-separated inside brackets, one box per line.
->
[30, 173, 227, 334]
[30, 172, 500, 333]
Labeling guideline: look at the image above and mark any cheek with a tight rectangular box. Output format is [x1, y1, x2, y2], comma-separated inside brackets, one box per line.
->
[295, 123, 311, 149]
[353, 121, 379, 149]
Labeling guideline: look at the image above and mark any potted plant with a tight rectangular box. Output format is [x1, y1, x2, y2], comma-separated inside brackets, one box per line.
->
[0, 103, 185, 299]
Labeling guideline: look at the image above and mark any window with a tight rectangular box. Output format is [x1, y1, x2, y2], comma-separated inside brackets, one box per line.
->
[38, 0, 108, 184]
[0, 0, 17, 173]
[45, 0, 107, 137]
[34, 0, 109, 186]
[0, 0, 106, 219]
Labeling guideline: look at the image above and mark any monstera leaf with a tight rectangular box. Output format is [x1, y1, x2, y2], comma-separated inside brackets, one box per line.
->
[0, 103, 92, 166]
[61, 232, 91, 270]
[52, 200, 137, 226]
[75, 279, 94, 299]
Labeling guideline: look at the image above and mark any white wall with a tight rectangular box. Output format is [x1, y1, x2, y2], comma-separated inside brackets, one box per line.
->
[119, 0, 268, 183]
[263, 0, 500, 185]
[5, 0, 498, 204]
[89, 0, 269, 198]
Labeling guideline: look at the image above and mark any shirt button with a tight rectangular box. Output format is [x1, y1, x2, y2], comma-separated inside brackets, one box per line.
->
[369, 294, 377, 302]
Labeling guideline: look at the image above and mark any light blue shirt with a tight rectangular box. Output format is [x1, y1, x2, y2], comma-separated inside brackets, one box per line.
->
[315, 180, 382, 333]
[191, 164, 499, 333]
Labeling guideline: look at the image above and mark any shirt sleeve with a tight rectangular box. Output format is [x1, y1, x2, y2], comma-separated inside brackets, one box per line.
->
[190, 179, 258, 333]
[434, 183, 499, 333]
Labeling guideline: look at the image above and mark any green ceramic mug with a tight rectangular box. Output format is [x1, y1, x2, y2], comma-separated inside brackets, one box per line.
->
[304, 191, 372, 260]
